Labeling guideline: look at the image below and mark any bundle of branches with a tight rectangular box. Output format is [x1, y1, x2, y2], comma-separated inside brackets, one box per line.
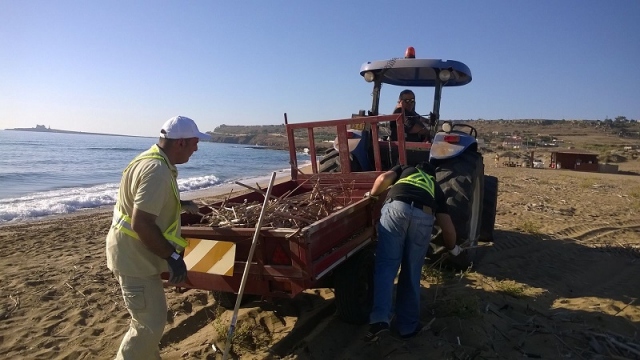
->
[200, 179, 356, 229]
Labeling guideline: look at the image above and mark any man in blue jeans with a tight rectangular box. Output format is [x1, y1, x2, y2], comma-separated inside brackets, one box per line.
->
[364, 162, 461, 341]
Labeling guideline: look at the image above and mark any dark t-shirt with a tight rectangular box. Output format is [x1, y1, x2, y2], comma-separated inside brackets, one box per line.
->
[390, 108, 426, 142]
[386, 164, 449, 214]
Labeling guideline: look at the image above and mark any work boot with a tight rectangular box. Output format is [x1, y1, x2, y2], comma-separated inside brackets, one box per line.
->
[364, 322, 389, 342]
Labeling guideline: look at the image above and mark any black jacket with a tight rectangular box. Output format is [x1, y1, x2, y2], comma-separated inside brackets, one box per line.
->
[389, 108, 428, 142]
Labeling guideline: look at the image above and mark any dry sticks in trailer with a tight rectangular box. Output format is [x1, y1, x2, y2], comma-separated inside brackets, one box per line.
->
[198, 179, 356, 229]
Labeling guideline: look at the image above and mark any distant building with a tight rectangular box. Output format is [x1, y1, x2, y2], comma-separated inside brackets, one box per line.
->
[551, 149, 599, 172]
[502, 136, 522, 149]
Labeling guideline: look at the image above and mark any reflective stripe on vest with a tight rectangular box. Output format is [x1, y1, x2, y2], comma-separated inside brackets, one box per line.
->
[111, 145, 188, 249]
[395, 168, 436, 198]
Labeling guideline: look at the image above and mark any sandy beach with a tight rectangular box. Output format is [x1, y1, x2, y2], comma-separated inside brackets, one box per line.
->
[1, 159, 639, 359]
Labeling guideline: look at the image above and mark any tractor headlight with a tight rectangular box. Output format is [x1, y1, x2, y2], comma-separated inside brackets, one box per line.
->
[441, 121, 453, 133]
[438, 69, 451, 82]
[363, 71, 375, 83]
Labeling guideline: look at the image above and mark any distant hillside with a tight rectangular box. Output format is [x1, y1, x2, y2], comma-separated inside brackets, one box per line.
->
[211, 118, 640, 152]
[211, 124, 335, 151]
[466, 118, 640, 151]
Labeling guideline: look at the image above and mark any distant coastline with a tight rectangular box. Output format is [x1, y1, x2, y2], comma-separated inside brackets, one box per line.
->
[4, 125, 150, 138]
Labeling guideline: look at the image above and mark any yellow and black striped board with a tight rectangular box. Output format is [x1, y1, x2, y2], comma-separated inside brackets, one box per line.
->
[183, 238, 235, 276]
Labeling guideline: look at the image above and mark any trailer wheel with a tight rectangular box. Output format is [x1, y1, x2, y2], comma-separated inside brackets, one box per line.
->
[434, 150, 484, 269]
[212, 291, 237, 309]
[212, 291, 257, 310]
[334, 246, 374, 324]
[479, 175, 498, 242]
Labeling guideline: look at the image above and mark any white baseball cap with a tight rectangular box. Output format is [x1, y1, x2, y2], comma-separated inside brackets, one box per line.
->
[160, 116, 212, 140]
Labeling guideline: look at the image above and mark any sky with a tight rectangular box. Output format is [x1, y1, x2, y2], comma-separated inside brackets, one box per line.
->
[1, 1, 639, 137]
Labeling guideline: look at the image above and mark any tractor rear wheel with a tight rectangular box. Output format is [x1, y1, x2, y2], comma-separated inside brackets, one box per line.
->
[319, 149, 340, 173]
[434, 150, 484, 269]
[479, 175, 498, 242]
[318, 149, 362, 173]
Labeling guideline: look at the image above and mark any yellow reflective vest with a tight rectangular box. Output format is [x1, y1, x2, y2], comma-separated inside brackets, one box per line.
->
[110, 145, 188, 251]
[395, 168, 436, 198]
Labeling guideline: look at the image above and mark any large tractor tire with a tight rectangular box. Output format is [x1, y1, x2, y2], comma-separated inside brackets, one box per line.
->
[479, 175, 498, 242]
[434, 150, 484, 269]
[318, 149, 362, 173]
[334, 246, 375, 324]
[319, 149, 340, 173]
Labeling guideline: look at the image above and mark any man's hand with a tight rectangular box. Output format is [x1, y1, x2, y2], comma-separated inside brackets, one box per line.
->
[435, 213, 457, 251]
[448, 245, 463, 257]
[166, 252, 188, 284]
[364, 191, 379, 201]
[447, 244, 471, 271]
[428, 112, 438, 126]
[181, 200, 200, 214]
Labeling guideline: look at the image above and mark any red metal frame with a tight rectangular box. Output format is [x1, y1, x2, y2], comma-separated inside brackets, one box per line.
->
[173, 180, 380, 299]
[285, 113, 432, 181]
[168, 114, 425, 299]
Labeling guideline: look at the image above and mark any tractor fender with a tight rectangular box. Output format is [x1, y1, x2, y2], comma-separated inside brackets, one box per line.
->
[429, 131, 478, 161]
[333, 129, 371, 171]
[325, 129, 371, 172]
[350, 133, 371, 171]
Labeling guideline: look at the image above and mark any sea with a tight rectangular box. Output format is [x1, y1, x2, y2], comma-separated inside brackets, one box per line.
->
[0, 130, 312, 224]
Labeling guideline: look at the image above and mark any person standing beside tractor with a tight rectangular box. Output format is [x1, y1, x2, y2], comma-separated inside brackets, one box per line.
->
[106, 115, 210, 359]
[363, 162, 461, 341]
[390, 89, 432, 142]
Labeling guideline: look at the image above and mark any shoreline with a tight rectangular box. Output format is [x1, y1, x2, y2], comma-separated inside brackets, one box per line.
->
[181, 167, 298, 201]
[0, 164, 313, 228]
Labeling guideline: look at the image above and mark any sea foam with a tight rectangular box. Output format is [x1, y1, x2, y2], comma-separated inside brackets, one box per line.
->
[0, 175, 222, 223]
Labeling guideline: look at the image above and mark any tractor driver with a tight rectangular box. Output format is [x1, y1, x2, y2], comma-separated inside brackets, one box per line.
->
[389, 89, 431, 142]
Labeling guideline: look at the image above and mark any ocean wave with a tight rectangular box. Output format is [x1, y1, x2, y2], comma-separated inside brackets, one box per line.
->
[0, 171, 51, 181]
[0, 155, 308, 223]
[0, 175, 222, 223]
[0, 183, 120, 223]
[86, 147, 142, 152]
[177, 175, 221, 192]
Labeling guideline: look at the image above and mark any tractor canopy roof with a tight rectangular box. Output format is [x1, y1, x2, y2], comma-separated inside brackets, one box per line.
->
[360, 58, 472, 87]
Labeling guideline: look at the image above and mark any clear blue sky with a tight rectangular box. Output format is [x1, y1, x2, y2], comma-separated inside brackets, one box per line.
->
[1, 0, 639, 137]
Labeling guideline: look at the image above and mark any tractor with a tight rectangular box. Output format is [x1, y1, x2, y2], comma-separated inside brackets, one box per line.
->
[318, 47, 498, 267]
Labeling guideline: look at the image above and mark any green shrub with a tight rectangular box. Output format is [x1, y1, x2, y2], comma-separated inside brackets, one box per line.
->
[519, 220, 541, 234]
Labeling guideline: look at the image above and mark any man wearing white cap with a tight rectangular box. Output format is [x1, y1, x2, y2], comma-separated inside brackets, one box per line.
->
[106, 116, 211, 359]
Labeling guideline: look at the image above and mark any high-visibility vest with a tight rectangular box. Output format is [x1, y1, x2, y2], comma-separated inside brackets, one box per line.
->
[111, 145, 188, 251]
[395, 168, 436, 198]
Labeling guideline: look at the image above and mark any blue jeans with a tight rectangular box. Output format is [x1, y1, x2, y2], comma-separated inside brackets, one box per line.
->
[369, 199, 434, 336]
